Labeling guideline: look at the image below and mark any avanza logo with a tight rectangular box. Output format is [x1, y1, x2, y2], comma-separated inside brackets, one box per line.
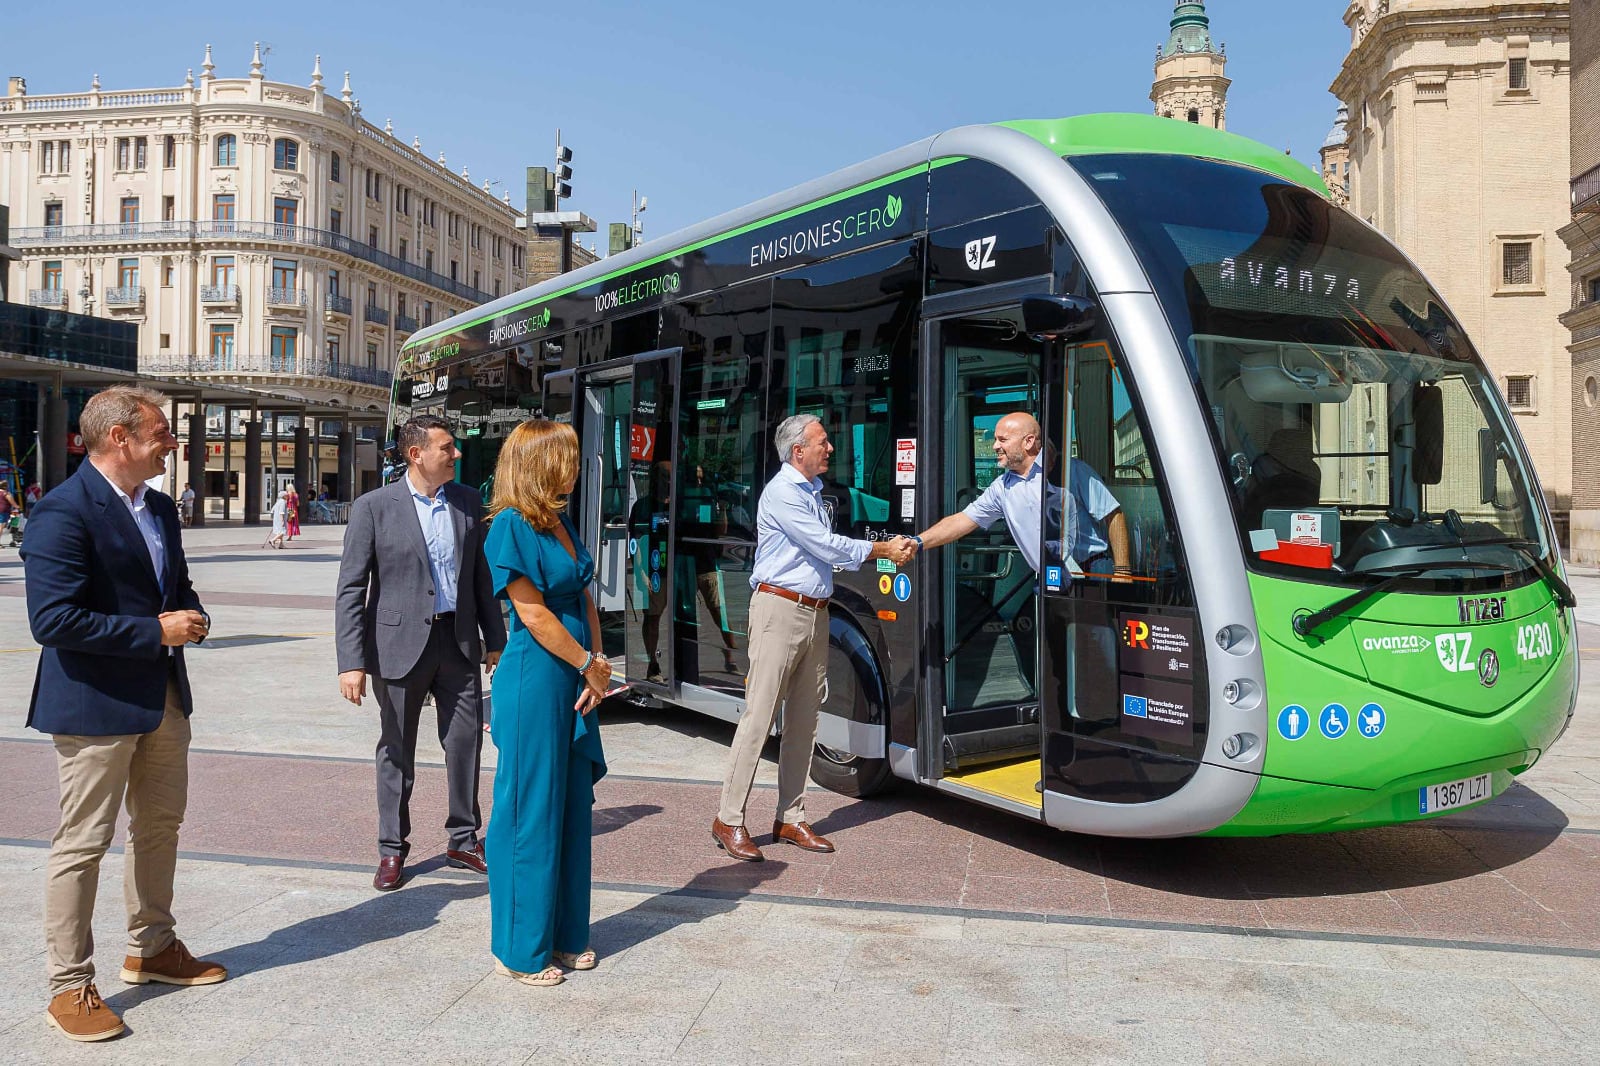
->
[1361, 633, 1432, 654]
[1458, 595, 1507, 624]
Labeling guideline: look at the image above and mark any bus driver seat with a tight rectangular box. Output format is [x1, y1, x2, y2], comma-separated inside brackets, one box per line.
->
[1245, 425, 1320, 524]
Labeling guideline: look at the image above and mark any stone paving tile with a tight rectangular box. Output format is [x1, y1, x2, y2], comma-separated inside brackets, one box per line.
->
[674, 984, 952, 1066]
[834, 932, 1071, 1005]
[940, 1005, 1210, 1066]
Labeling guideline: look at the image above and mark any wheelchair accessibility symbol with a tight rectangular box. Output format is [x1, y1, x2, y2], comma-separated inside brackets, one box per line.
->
[1319, 703, 1349, 740]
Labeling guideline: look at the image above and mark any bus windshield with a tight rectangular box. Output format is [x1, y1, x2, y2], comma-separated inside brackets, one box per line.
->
[1069, 152, 1552, 587]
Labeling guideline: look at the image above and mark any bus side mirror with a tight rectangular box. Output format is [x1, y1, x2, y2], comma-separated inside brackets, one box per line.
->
[1413, 384, 1443, 486]
[1478, 428, 1498, 505]
[1023, 295, 1098, 340]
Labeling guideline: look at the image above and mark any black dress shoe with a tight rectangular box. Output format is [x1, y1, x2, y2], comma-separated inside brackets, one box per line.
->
[374, 855, 403, 891]
[446, 842, 487, 874]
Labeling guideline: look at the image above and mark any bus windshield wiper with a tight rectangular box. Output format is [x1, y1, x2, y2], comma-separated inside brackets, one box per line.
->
[1411, 533, 1577, 610]
[1292, 560, 1513, 639]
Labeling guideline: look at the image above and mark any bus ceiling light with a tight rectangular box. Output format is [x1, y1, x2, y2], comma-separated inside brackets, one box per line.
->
[1215, 624, 1255, 655]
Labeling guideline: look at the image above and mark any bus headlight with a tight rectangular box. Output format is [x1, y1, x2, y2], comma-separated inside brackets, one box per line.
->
[1215, 625, 1255, 654]
[1222, 679, 1257, 707]
[1221, 732, 1257, 760]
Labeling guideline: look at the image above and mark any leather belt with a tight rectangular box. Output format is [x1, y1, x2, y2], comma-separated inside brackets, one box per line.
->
[756, 583, 829, 610]
[432, 611, 456, 623]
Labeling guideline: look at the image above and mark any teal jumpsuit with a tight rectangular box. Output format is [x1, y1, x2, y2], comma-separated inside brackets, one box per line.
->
[485, 510, 607, 973]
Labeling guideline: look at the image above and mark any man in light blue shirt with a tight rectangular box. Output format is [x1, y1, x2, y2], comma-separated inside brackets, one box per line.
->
[712, 414, 913, 862]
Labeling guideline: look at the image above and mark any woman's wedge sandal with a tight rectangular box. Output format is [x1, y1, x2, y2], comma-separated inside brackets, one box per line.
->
[495, 961, 565, 987]
[553, 949, 598, 971]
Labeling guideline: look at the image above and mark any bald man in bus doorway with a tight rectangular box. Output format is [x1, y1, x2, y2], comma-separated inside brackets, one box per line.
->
[711, 414, 915, 862]
[909, 411, 1132, 676]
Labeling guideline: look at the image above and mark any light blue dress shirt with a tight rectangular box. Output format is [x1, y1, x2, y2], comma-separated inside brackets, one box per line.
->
[749, 463, 872, 599]
[408, 478, 458, 615]
[963, 456, 1120, 574]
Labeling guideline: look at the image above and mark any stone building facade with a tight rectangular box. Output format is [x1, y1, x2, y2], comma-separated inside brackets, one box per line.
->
[1563, 0, 1600, 561]
[0, 47, 527, 504]
[1331, 1, 1573, 538]
[1151, 2, 1230, 129]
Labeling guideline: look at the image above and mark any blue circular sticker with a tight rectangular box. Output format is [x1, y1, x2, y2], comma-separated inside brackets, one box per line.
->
[1319, 703, 1349, 740]
[650, 549, 660, 571]
[628, 538, 638, 557]
[650, 573, 661, 593]
[892, 573, 911, 602]
[1356, 702, 1386, 738]
[1276, 704, 1309, 741]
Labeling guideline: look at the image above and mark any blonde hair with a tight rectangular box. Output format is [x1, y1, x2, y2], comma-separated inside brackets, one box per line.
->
[80, 385, 168, 452]
[488, 419, 580, 532]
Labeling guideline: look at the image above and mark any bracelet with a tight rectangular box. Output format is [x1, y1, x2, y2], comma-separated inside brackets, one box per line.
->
[579, 651, 594, 672]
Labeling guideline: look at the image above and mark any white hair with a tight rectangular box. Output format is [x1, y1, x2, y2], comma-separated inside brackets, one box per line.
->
[774, 413, 820, 464]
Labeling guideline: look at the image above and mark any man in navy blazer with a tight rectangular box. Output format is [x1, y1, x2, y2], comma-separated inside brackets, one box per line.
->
[22, 386, 226, 1043]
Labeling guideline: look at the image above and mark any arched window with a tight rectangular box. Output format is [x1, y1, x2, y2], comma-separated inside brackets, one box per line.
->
[274, 137, 299, 171]
[1187, 109, 1200, 124]
[215, 133, 237, 167]
[330, 151, 342, 183]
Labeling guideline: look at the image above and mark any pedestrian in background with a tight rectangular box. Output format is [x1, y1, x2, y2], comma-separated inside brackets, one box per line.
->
[21, 385, 225, 1043]
[265, 490, 288, 549]
[285, 484, 301, 541]
[711, 413, 914, 862]
[178, 483, 195, 528]
[335, 414, 506, 892]
[483, 419, 610, 989]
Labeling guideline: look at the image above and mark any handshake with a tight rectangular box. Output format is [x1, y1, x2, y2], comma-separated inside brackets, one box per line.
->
[876, 535, 919, 567]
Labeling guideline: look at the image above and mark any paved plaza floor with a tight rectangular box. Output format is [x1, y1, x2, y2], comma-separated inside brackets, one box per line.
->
[0, 523, 1597, 1064]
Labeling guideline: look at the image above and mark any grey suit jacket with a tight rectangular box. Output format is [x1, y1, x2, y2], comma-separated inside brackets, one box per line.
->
[334, 478, 507, 680]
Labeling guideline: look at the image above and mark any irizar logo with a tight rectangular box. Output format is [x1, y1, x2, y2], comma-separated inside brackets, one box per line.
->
[1436, 632, 1475, 673]
[1361, 633, 1432, 654]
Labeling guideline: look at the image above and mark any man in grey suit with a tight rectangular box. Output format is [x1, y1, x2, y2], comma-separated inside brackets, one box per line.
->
[336, 414, 506, 891]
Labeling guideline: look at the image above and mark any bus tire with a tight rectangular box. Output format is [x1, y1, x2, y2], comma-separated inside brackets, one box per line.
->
[809, 634, 894, 799]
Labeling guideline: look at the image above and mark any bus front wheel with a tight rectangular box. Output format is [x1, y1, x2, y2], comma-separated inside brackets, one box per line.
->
[808, 638, 894, 799]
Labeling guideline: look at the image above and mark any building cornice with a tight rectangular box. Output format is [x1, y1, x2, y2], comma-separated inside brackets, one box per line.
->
[1332, 2, 1570, 97]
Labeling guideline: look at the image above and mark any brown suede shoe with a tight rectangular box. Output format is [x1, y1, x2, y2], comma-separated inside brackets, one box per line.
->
[710, 817, 764, 862]
[120, 939, 227, 986]
[773, 820, 835, 853]
[46, 984, 124, 1042]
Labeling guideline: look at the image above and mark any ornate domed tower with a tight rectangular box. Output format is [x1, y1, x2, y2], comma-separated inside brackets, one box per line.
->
[1151, 1, 1231, 129]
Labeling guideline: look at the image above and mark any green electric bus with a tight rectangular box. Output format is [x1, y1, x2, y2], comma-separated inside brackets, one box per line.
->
[394, 114, 1577, 837]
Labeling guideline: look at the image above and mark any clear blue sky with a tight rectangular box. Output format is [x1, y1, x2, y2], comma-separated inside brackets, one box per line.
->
[3, 1, 1350, 253]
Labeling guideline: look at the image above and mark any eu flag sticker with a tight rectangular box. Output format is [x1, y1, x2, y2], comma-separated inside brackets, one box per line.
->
[1122, 694, 1149, 719]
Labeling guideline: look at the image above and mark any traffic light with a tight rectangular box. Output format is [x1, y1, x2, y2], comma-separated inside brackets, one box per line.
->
[609, 222, 633, 256]
[554, 144, 573, 203]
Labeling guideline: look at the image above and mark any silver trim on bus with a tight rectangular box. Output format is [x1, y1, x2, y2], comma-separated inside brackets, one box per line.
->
[675, 683, 745, 726]
[815, 712, 886, 760]
[889, 742, 918, 781]
[934, 779, 1044, 821]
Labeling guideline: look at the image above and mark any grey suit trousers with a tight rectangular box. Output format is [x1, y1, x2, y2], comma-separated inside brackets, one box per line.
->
[373, 621, 483, 856]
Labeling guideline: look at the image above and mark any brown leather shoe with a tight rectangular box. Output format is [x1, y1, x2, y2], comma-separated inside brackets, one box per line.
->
[446, 841, 487, 874]
[121, 938, 227, 986]
[46, 984, 124, 1042]
[710, 817, 763, 862]
[374, 855, 403, 891]
[773, 820, 835, 853]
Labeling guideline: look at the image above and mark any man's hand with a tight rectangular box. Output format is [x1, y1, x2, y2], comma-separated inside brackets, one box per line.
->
[886, 536, 916, 566]
[484, 650, 502, 677]
[339, 669, 368, 706]
[158, 610, 209, 646]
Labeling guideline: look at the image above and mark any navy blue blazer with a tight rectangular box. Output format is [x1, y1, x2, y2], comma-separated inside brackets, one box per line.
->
[21, 461, 205, 736]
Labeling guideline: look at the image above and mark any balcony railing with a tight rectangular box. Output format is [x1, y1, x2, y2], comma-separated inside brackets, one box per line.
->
[200, 284, 240, 304]
[105, 286, 144, 307]
[1575, 164, 1600, 216]
[8, 219, 494, 303]
[364, 304, 389, 325]
[326, 293, 352, 315]
[267, 286, 307, 307]
[395, 313, 419, 334]
[141, 352, 392, 388]
[27, 288, 67, 307]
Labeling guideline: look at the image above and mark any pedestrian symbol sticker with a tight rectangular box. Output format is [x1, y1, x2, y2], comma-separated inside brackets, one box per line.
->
[878, 574, 893, 596]
[1357, 702, 1385, 738]
[1319, 703, 1349, 740]
[1276, 704, 1308, 741]
[893, 573, 911, 602]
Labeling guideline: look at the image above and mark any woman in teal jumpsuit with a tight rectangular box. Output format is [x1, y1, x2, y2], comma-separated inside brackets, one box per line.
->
[483, 420, 610, 989]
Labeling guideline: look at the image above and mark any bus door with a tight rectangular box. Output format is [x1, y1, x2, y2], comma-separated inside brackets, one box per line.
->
[924, 305, 1046, 797]
[572, 350, 681, 692]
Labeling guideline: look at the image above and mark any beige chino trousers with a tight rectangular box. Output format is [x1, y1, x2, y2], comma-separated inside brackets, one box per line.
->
[45, 678, 190, 994]
[718, 591, 829, 828]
